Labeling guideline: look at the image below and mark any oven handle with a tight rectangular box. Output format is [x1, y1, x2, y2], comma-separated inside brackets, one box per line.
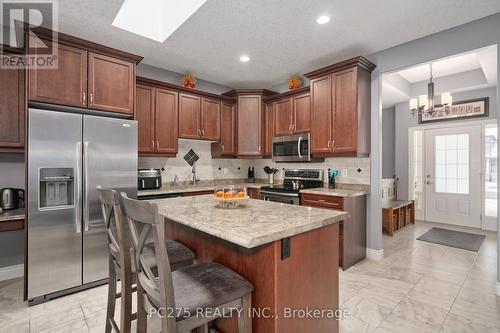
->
[260, 190, 300, 198]
[297, 136, 302, 159]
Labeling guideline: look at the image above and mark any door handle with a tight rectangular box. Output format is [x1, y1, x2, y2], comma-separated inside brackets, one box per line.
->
[426, 181, 433, 185]
[83, 141, 89, 232]
[297, 136, 302, 159]
[75, 142, 82, 233]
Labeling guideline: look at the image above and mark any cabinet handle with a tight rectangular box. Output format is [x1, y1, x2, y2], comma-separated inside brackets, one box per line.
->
[331, 140, 335, 150]
[222, 144, 225, 151]
[152, 140, 155, 148]
[89, 93, 93, 104]
[156, 140, 159, 147]
[258, 145, 261, 152]
[82, 92, 86, 105]
[202, 129, 205, 136]
[293, 124, 296, 131]
[327, 140, 331, 148]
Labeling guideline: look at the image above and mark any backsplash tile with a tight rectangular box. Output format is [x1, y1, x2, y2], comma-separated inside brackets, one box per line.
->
[139, 140, 370, 186]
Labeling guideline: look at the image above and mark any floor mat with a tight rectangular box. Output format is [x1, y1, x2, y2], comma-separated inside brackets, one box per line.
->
[417, 227, 485, 252]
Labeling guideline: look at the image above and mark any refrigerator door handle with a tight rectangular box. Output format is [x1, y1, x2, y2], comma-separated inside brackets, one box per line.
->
[83, 141, 90, 232]
[75, 142, 82, 233]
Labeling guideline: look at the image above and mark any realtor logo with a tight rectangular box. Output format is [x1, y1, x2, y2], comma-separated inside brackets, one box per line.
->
[0, 0, 58, 69]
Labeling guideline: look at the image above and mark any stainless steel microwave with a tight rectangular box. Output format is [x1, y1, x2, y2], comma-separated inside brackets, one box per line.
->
[272, 133, 321, 162]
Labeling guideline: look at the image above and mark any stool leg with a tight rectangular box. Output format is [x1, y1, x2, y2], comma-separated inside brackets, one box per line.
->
[106, 256, 117, 333]
[136, 279, 147, 333]
[120, 264, 133, 333]
[238, 294, 252, 333]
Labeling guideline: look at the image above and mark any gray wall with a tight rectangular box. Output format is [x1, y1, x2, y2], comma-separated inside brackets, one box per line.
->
[382, 107, 396, 178]
[137, 63, 233, 95]
[0, 154, 25, 268]
[366, 12, 500, 256]
[394, 86, 497, 200]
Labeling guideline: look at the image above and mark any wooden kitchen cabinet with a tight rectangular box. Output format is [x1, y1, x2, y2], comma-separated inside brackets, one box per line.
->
[300, 192, 367, 270]
[222, 90, 276, 158]
[263, 102, 274, 158]
[200, 97, 221, 140]
[29, 38, 87, 108]
[136, 81, 178, 156]
[292, 92, 311, 133]
[247, 187, 261, 199]
[212, 101, 236, 157]
[28, 30, 141, 114]
[88, 52, 135, 114]
[306, 57, 374, 157]
[0, 55, 25, 152]
[136, 84, 156, 153]
[274, 98, 292, 136]
[178, 93, 201, 139]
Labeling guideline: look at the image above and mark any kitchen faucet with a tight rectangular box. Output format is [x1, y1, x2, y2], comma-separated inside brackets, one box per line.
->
[191, 163, 199, 185]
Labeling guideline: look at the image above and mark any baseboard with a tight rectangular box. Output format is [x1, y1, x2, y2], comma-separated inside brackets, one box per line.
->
[496, 281, 500, 297]
[366, 248, 384, 261]
[0, 264, 24, 281]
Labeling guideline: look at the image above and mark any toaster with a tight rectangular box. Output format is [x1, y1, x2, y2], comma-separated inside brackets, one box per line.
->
[138, 169, 162, 190]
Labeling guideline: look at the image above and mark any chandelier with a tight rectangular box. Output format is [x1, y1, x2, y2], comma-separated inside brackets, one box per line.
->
[409, 64, 452, 117]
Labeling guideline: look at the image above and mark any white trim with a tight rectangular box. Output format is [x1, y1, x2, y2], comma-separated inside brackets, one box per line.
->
[0, 264, 23, 281]
[366, 248, 384, 261]
[496, 281, 500, 297]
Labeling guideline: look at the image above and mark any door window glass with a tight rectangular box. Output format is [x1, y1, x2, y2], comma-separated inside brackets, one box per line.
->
[485, 124, 497, 217]
[435, 134, 469, 194]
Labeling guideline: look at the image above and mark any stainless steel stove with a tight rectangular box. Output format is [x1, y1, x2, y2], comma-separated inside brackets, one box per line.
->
[260, 169, 324, 205]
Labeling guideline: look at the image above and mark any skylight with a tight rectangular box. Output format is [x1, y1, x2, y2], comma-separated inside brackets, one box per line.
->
[112, 0, 207, 43]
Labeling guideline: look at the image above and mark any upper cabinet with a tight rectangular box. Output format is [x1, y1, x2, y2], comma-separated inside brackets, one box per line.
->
[223, 90, 276, 158]
[263, 101, 274, 158]
[272, 87, 311, 137]
[306, 57, 375, 157]
[0, 54, 25, 152]
[212, 101, 236, 158]
[28, 40, 87, 108]
[88, 52, 135, 114]
[136, 80, 178, 156]
[179, 94, 220, 140]
[28, 30, 142, 115]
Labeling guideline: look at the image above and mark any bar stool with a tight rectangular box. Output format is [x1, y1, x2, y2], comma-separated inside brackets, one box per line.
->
[97, 187, 195, 333]
[120, 193, 253, 333]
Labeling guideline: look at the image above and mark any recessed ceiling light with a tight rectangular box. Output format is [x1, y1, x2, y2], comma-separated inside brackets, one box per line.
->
[316, 16, 330, 24]
[112, 0, 207, 42]
[240, 55, 250, 62]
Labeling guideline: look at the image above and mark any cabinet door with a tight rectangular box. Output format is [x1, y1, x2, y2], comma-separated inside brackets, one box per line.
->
[135, 84, 155, 154]
[310, 75, 332, 155]
[293, 92, 310, 134]
[264, 102, 274, 158]
[273, 98, 292, 136]
[0, 55, 25, 150]
[332, 68, 357, 155]
[88, 52, 135, 114]
[237, 95, 262, 156]
[200, 97, 221, 140]
[155, 88, 179, 155]
[220, 102, 236, 156]
[178, 93, 201, 139]
[28, 39, 87, 108]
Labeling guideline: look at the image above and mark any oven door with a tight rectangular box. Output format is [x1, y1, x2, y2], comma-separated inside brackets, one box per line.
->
[272, 133, 311, 162]
[260, 190, 300, 205]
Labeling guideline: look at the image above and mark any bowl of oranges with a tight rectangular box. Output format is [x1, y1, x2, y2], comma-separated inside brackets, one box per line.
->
[214, 186, 249, 208]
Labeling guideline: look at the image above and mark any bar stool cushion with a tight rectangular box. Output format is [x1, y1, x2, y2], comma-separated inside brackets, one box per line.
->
[143, 240, 195, 270]
[149, 262, 253, 320]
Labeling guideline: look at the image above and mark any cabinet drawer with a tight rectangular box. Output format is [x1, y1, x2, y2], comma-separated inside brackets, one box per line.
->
[300, 193, 344, 210]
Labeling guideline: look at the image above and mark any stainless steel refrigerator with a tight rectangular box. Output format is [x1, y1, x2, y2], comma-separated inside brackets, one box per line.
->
[27, 107, 137, 304]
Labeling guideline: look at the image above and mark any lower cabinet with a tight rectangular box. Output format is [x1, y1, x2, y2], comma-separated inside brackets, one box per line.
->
[300, 193, 367, 270]
[247, 187, 261, 199]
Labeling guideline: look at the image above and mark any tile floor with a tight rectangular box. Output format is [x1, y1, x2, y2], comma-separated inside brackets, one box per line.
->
[0, 220, 498, 332]
[340, 221, 500, 333]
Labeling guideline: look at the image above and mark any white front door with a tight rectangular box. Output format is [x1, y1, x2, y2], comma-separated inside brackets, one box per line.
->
[424, 125, 482, 228]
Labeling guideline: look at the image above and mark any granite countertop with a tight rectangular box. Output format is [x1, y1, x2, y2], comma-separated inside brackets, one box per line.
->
[0, 208, 25, 222]
[299, 188, 369, 197]
[153, 195, 349, 248]
[138, 182, 269, 197]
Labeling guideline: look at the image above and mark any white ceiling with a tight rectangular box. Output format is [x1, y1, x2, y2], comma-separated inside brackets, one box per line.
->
[382, 45, 498, 108]
[54, 0, 500, 89]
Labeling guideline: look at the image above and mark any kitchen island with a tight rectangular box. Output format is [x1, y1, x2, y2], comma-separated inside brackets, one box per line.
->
[152, 195, 349, 333]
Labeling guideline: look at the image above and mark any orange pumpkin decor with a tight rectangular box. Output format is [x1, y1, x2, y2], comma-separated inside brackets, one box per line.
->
[181, 73, 196, 88]
[288, 75, 302, 90]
